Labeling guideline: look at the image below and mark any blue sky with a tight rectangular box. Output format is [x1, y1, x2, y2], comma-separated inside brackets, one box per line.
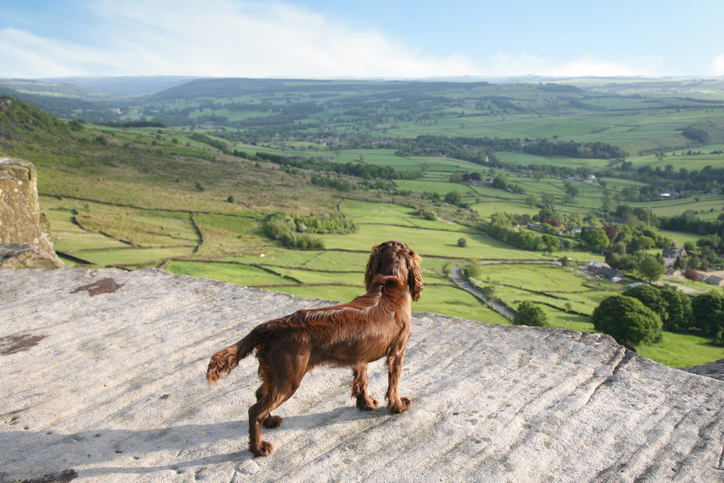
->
[1, 0, 723, 79]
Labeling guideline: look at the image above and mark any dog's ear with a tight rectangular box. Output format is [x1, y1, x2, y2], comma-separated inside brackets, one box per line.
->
[365, 243, 381, 291]
[407, 250, 423, 301]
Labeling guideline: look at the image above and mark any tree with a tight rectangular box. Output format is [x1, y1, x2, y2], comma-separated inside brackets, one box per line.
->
[564, 182, 580, 198]
[638, 257, 665, 283]
[525, 194, 538, 208]
[423, 210, 438, 221]
[682, 267, 699, 282]
[481, 285, 496, 302]
[659, 288, 692, 331]
[515, 301, 549, 327]
[583, 228, 609, 251]
[623, 284, 668, 324]
[592, 295, 662, 345]
[533, 171, 545, 182]
[445, 190, 463, 206]
[457, 237, 467, 247]
[541, 193, 556, 207]
[463, 258, 483, 279]
[541, 234, 559, 252]
[492, 175, 509, 191]
[622, 186, 639, 202]
[691, 291, 724, 336]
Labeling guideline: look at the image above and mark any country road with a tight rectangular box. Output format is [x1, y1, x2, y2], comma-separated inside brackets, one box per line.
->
[449, 264, 516, 320]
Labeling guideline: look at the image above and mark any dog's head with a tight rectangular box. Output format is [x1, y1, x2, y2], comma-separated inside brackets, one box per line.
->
[365, 240, 423, 301]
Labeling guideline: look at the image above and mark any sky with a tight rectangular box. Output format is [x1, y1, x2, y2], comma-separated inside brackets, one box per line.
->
[1, 0, 723, 80]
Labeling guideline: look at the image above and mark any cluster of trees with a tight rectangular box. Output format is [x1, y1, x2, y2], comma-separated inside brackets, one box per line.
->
[487, 214, 563, 252]
[392, 135, 624, 165]
[660, 212, 724, 239]
[392, 134, 519, 163]
[682, 125, 709, 143]
[523, 140, 626, 159]
[593, 285, 724, 346]
[254, 152, 422, 180]
[263, 212, 357, 249]
[492, 174, 525, 194]
[310, 176, 353, 191]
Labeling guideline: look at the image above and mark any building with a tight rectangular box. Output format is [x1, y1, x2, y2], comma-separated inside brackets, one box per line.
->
[597, 266, 624, 283]
[662, 248, 687, 259]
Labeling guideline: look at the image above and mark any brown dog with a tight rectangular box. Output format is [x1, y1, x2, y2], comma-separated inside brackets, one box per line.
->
[206, 241, 422, 457]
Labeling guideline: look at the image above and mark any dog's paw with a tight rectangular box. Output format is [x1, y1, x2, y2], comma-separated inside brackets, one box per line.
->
[251, 440, 274, 458]
[263, 415, 283, 429]
[389, 396, 411, 413]
[357, 397, 379, 411]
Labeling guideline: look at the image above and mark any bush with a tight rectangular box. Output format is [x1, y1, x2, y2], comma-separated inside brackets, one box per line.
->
[462, 258, 483, 279]
[457, 237, 467, 247]
[592, 295, 662, 345]
[515, 301, 548, 327]
[423, 210, 438, 221]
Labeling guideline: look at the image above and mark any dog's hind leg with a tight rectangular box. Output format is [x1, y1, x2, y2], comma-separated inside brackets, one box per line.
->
[248, 350, 307, 457]
[351, 363, 379, 410]
[255, 385, 283, 429]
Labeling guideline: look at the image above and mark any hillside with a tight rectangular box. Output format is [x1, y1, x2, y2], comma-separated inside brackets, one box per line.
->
[4, 92, 724, 368]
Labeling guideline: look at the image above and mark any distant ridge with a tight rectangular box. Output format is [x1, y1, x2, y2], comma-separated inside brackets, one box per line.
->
[37, 75, 199, 97]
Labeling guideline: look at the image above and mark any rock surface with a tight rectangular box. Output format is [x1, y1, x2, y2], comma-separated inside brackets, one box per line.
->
[0, 157, 63, 268]
[1, 268, 724, 482]
[679, 359, 724, 382]
[0, 242, 63, 269]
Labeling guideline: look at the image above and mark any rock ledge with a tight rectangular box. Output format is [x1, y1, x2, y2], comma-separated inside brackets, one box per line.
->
[1, 268, 723, 482]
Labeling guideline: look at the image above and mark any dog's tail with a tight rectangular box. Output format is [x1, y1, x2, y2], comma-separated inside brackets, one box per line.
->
[206, 326, 265, 385]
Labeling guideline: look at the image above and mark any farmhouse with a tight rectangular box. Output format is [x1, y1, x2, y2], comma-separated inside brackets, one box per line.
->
[597, 266, 624, 282]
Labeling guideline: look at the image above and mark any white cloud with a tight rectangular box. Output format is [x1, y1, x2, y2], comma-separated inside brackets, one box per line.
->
[485, 52, 659, 77]
[0, 0, 482, 78]
[712, 55, 724, 76]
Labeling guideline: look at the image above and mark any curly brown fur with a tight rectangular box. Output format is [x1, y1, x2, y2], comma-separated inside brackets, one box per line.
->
[206, 241, 422, 457]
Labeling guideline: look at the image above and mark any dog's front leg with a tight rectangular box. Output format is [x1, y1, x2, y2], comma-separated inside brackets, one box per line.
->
[352, 363, 379, 410]
[385, 337, 411, 413]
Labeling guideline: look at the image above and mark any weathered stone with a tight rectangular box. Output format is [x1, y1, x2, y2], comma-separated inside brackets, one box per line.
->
[0, 242, 62, 269]
[679, 358, 724, 382]
[0, 268, 723, 482]
[0, 157, 63, 268]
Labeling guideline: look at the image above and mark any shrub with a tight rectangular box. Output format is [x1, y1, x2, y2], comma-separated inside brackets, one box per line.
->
[457, 237, 467, 247]
[423, 210, 438, 221]
[462, 258, 483, 279]
[515, 301, 549, 327]
[592, 295, 662, 345]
